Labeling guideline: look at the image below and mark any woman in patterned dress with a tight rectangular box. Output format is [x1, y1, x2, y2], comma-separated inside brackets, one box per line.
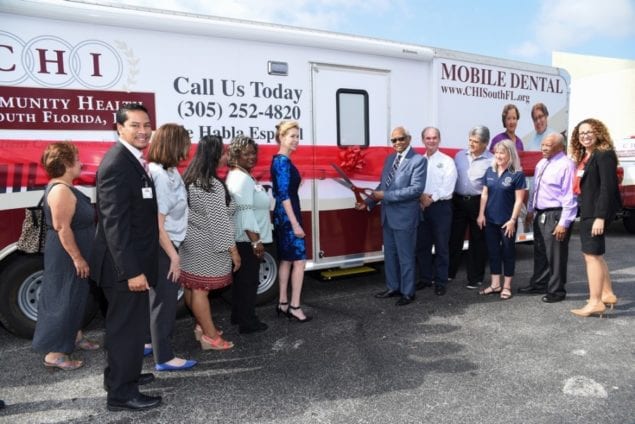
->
[179, 135, 240, 350]
[270, 121, 312, 322]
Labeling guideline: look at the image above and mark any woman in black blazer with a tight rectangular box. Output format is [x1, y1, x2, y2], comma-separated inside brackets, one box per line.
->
[570, 118, 620, 318]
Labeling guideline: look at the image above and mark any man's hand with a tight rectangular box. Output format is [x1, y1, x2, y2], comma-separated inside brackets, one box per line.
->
[371, 190, 384, 201]
[128, 274, 150, 292]
[525, 211, 534, 228]
[420, 193, 433, 209]
[552, 224, 567, 242]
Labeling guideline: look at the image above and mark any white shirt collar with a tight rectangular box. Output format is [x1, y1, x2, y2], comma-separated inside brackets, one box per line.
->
[119, 138, 143, 160]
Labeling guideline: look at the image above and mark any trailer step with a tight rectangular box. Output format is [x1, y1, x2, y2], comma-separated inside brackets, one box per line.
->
[319, 266, 377, 280]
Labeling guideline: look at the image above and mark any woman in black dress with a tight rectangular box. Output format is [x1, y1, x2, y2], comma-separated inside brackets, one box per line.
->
[570, 119, 620, 317]
[270, 121, 312, 322]
[32, 142, 98, 370]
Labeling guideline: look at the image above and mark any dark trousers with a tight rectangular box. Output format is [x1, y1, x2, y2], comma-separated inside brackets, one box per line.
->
[231, 242, 261, 327]
[103, 285, 149, 402]
[448, 195, 487, 284]
[416, 199, 452, 287]
[148, 247, 180, 364]
[529, 210, 571, 296]
[484, 222, 516, 276]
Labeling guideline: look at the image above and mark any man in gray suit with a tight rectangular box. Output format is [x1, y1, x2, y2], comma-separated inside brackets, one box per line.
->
[356, 127, 427, 305]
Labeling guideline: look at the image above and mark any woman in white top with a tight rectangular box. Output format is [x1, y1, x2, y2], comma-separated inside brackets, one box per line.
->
[226, 135, 273, 333]
[146, 123, 197, 370]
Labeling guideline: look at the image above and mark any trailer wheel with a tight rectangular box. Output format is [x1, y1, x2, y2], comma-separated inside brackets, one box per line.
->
[623, 209, 635, 234]
[0, 254, 97, 339]
[256, 245, 278, 305]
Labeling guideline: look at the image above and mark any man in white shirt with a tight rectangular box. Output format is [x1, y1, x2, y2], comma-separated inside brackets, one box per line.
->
[415, 127, 457, 296]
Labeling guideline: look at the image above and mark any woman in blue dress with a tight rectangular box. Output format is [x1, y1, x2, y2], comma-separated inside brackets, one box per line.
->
[270, 121, 312, 322]
[477, 139, 527, 300]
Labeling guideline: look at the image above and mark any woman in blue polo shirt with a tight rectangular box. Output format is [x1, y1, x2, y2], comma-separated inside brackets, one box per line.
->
[477, 139, 527, 300]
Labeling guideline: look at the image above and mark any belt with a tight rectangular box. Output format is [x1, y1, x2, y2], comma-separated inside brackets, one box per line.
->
[454, 193, 480, 201]
[535, 207, 562, 214]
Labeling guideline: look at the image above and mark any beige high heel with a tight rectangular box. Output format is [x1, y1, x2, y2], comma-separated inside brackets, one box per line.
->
[602, 294, 618, 309]
[571, 303, 606, 318]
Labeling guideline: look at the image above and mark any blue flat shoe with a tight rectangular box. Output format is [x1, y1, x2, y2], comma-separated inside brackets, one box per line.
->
[155, 359, 197, 371]
[143, 345, 153, 357]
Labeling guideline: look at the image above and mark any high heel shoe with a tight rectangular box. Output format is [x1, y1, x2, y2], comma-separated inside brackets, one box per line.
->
[276, 302, 289, 318]
[571, 303, 607, 318]
[194, 324, 222, 341]
[287, 305, 312, 323]
[602, 294, 618, 309]
[200, 334, 234, 351]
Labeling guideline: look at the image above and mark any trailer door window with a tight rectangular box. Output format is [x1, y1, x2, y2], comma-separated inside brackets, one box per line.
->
[336, 89, 369, 147]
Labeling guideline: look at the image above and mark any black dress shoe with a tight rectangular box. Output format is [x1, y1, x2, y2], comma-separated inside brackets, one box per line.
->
[416, 280, 432, 290]
[395, 295, 415, 306]
[0, 399, 5, 409]
[104, 373, 155, 391]
[375, 289, 400, 298]
[517, 285, 547, 295]
[434, 285, 446, 296]
[107, 393, 162, 411]
[239, 321, 268, 334]
[542, 294, 565, 303]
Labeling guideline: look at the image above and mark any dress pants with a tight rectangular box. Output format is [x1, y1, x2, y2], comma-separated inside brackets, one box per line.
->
[416, 199, 452, 287]
[448, 195, 487, 284]
[529, 209, 570, 296]
[103, 285, 149, 402]
[231, 242, 261, 327]
[383, 223, 417, 297]
[148, 247, 180, 364]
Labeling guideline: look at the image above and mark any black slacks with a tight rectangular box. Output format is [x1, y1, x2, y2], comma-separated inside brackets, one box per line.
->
[529, 209, 571, 296]
[448, 195, 487, 284]
[103, 285, 149, 402]
[231, 242, 261, 327]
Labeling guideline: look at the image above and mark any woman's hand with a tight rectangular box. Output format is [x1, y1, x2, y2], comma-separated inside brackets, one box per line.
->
[73, 257, 90, 279]
[591, 218, 605, 236]
[502, 218, 516, 238]
[292, 222, 305, 238]
[167, 254, 181, 282]
[230, 247, 241, 272]
[253, 242, 265, 260]
[477, 214, 486, 230]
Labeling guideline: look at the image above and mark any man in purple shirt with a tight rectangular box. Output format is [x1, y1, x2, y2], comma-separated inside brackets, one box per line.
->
[519, 133, 577, 302]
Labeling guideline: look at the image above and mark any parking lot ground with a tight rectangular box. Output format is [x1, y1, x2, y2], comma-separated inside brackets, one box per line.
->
[0, 222, 633, 424]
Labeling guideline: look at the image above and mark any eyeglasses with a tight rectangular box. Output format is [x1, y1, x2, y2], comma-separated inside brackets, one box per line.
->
[579, 131, 594, 138]
[390, 136, 407, 143]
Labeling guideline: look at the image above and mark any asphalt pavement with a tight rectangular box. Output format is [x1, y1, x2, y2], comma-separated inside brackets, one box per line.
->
[0, 221, 633, 424]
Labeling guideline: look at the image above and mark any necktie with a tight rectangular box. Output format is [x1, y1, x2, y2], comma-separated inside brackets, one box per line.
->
[140, 155, 149, 173]
[385, 154, 401, 187]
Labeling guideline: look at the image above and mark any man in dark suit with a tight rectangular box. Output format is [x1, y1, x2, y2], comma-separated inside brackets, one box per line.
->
[356, 126, 427, 305]
[90, 103, 162, 411]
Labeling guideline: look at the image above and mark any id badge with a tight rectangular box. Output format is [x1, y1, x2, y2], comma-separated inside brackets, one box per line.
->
[540, 214, 546, 224]
[576, 169, 584, 177]
[142, 187, 153, 199]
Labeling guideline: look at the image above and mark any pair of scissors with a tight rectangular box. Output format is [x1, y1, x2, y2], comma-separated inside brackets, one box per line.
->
[330, 163, 374, 204]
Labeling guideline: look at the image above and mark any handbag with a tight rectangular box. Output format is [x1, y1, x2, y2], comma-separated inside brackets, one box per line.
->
[16, 195, 46, 253]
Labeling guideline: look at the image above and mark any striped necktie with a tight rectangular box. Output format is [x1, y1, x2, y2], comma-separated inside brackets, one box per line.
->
[385, 154, 401, 187]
